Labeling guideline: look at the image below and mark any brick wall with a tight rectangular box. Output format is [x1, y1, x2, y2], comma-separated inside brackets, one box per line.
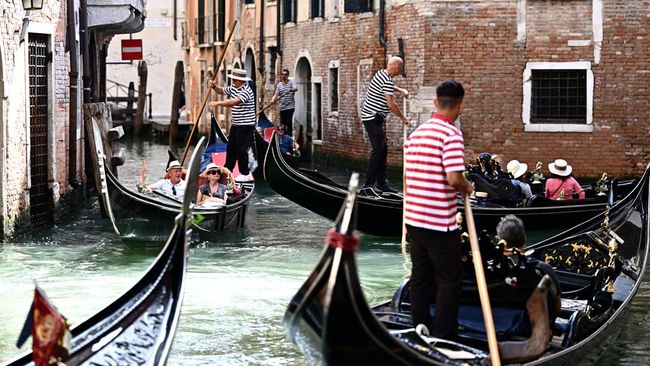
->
[186, 0, 649, 178]
[0, 0, 71, 237]
[280, 0, 649, 178]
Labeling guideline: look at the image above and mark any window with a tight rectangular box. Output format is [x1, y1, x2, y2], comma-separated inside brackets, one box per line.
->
[283, 0, 297, 23]
[314, 82, 322, 141]
[522, 61, 593, 132]
[311, 0, 324, 18]
[217, 0, 226, 42]
[531, 70, 586, 124]
[344, 0, 371, 13]
[329, 62, 339, 112]
[197, 0, 205, 44]
[244, 0, 255, 4]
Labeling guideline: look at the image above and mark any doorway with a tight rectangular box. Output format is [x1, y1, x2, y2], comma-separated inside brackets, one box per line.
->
[295, 57, 312, 159]
[28, 34, 53, 228]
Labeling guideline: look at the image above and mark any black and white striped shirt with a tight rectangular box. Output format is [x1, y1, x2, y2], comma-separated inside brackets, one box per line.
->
[275, 80, 296, 111]
[224, 83, 256, 126]
[360, 69, 394, 121]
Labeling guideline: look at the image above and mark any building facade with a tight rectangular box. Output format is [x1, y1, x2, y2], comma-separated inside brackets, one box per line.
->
[0, 0, 147, 239]
[183, 0, 649, 177]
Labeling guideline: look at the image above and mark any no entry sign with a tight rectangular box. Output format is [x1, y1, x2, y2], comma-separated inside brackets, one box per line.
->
[121, 39, 143, 60]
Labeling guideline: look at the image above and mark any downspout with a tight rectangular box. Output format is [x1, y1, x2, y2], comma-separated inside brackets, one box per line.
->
[173, 0, 177, 40]
[67, 0, 79, 187]
[258, 0, 265, 76]
[79, 0, 91, 102]
[276, 0, 282, 56]
[379, 0, 387, 66]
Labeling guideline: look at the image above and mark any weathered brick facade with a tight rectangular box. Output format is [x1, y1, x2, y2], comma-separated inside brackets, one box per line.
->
[184, 0, 649, 179]
[0, 0, 77, 238]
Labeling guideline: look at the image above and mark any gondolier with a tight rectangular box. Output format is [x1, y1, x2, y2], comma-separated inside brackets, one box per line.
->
[360, 56, 409, 193]
[208, 68, 256, 182]
[272, 69, 298, 136]
[404, 80, 473, 339]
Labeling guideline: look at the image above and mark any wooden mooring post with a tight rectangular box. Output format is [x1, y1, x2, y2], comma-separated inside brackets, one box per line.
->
[134, 60, 148, 136]
[170, 60, 184, 145]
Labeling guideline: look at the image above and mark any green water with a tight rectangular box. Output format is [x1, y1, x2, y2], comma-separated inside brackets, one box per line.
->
[0, 138, 648, 365]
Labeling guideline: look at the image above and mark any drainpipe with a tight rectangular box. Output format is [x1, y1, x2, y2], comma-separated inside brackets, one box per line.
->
[258, 0, 265, 76]
[79, 0, 91, 102]
[67, 0, 79, 187]
[276, 0, 282, 56]
[173, 0, 177, 40]
[379, 0, 387, 66]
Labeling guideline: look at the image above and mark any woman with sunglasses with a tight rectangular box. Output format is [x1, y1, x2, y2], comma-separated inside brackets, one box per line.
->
[196, 163, 228, 206]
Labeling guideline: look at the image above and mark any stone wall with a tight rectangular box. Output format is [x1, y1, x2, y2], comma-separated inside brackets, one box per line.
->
[0, 0, 73, 237]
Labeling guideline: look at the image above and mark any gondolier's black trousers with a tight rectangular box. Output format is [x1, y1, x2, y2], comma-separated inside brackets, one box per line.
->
[280, 108, 294, 136]
[406, 225, 463, 340]
[363, 114, 388, 187]
[225, 124, 255, 175]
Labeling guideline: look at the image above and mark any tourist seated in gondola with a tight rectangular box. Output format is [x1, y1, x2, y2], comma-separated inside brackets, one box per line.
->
[147, 159, 186, 198]
[196, 163, 228, 206]
[545, 159, 585, 200]
[507, 160, 533, 201]
[276, 124, 301, 157]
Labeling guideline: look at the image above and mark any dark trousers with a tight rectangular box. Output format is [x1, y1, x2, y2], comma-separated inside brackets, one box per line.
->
[363, 114, 387, 187]
[407, 224, 463, 339]
[225, 124, 255, 175]
[280, 109, 294, 136]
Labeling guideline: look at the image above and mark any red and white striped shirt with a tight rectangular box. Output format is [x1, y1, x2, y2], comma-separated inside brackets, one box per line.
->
[404, 114, 465, 232]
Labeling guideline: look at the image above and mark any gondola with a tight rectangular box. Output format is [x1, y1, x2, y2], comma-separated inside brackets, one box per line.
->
[100, 153, 254, 242]
[264, 131, 641, 236]
[284, 164, 649, 365]
[1, 134, 207, 366]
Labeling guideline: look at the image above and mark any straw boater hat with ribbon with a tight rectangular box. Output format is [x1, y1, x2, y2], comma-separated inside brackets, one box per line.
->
[227, 68, 250, 82]
[506, 160, 528, 179]
[166, 160, 182, 172]
[548, 159, 573, 177]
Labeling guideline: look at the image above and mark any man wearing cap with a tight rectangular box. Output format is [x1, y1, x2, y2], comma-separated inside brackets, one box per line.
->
[507, 160, 532, 201]
[545, 159, 585, 200]
[208, 68, 256, 182]
[147, 160, 186, 197]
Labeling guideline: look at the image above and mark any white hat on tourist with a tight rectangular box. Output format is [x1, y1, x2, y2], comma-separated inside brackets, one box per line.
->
[548, 159, 572, 177]
[506, 160, 528, 179]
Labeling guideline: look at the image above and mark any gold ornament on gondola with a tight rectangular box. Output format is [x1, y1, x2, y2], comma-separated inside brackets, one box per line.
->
[531, 161, 544, 185]
[595, 173, 609, 196]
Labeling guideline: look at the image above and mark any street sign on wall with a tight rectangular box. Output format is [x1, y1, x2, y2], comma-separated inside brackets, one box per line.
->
[121, 39, 143, 60]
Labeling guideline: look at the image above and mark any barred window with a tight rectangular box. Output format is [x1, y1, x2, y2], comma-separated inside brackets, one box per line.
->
[311, 0, 324, 18]
[344, 0, 371, 13]
[283, 0, 297, 23]
[531, 70, 587, 124]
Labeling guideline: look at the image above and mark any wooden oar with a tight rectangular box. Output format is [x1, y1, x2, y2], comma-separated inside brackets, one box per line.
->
[399, 87, 409, 254]
[463, 193, 502, 366]
[180, 20, 238, 166]
[255, 90, 291, 117]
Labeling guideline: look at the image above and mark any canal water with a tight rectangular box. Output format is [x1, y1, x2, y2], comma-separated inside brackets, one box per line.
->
[0, 137, 649, 365]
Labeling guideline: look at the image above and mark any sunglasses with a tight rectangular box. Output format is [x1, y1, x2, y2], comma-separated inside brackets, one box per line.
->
[206, 170, 220, 175]
[172, 186, 177, 196]
[277, 128, 285, 132]
[282, 73, 289, 76]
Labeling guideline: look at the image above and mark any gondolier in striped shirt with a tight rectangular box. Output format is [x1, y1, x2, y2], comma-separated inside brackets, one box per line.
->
[403, 80, 473, 339]
[272, 69, 298, 136]
[360, 56, 410, 193]
[208, 69, 256, 182]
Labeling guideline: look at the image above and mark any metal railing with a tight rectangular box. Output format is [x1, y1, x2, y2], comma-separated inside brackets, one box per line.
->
[106, 79, 153, 120]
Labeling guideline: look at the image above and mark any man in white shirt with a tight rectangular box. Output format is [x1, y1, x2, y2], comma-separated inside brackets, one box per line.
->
[148, 160, 186, 198]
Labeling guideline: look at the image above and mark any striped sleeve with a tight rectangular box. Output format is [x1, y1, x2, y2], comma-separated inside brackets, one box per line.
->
[442, 131, 466, 173]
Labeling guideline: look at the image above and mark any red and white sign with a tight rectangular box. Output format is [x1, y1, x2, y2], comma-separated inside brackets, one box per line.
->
[121, 39, 143, 60]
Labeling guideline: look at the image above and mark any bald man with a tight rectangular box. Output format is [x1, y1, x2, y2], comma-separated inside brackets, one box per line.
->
[360, 56, 409, 193]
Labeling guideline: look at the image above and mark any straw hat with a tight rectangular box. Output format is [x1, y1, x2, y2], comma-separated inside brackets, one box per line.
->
[166, 160, 182, 172]
[506, 160, 528, 179]
[548, 159, 572, 177]
[202, 163, 220, 176]
[227, 68, 250, 81]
